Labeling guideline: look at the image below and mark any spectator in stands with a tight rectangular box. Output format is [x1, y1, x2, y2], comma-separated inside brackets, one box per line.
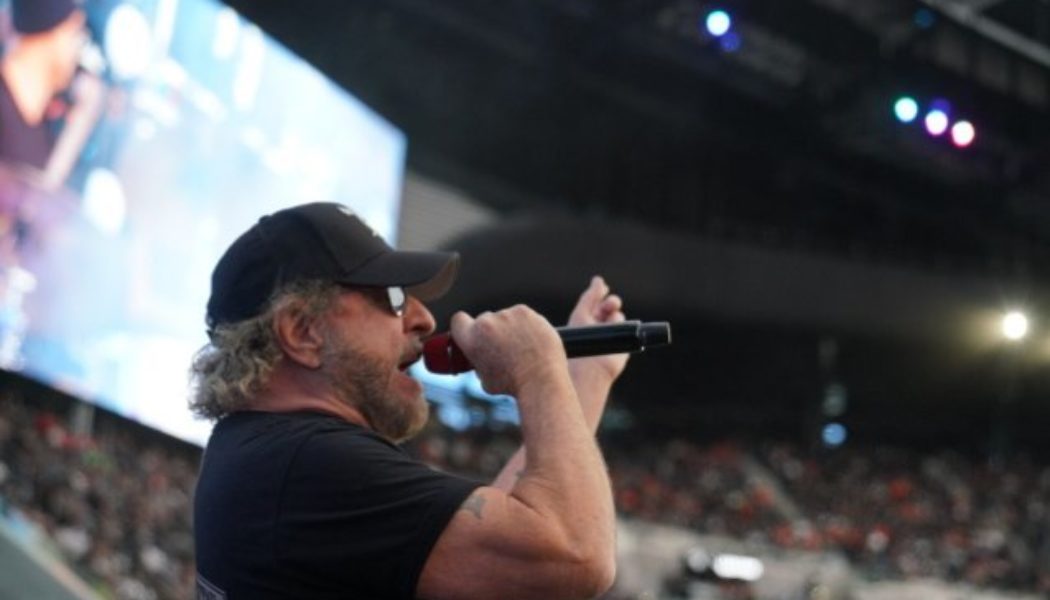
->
[190, 202, 631, 599]
[0, 395, 197, 599]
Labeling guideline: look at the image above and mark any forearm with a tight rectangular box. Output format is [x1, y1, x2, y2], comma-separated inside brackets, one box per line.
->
[491, 360, 612, 491]
[567, 359, 614, 427]
[508, 370, 616, 565]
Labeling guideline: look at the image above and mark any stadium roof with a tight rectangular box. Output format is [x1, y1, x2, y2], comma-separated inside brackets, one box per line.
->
[222, 0, 1050, 445]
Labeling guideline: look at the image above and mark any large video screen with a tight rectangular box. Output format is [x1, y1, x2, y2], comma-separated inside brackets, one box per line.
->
[0, 0, 406, 445]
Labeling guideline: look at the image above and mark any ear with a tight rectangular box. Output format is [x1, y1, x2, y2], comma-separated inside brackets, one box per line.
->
[273, 303, 325, 369]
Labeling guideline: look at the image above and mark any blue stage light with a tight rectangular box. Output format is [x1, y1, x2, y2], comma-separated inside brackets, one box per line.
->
[719, 32, 742, 52]
[822, 423, 848, 447]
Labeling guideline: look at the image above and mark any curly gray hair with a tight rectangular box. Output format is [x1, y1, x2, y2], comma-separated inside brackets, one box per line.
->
[188, 280, 341, 421]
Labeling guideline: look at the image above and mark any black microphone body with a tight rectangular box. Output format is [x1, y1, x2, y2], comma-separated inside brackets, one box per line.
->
[557, 321, 671, 358]
[423, 320, 672, 374]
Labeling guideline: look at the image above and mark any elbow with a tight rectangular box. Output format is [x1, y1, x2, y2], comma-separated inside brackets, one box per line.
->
[565, 549, 617, 599]
[587, 555, 617, 597]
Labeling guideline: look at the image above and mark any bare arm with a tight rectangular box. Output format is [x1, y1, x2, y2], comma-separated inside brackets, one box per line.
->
[491, 276, 628, 492]
[417, 305, 617, 600]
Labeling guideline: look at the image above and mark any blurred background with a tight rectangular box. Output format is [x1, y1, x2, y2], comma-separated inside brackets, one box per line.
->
[1, 0, 1050, 598]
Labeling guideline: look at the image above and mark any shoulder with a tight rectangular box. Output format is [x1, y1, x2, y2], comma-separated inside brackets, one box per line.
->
[212, 410, 371, 442]
[292, 414, 405, 460]
[289, 418, 445, 489]
[203, 411, 387, 470]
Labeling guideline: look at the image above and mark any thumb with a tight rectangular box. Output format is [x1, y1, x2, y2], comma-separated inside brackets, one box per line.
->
[449, 311, 475, 343]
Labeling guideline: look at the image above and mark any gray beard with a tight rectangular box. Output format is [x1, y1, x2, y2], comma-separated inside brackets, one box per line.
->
[320, 336, 429, 443]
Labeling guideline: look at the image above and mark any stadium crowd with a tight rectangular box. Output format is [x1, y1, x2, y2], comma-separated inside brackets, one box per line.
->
[409, 419, 1050, 595]
[761, 442, 1050, 592]
[1, 393, 1049, 598]
[0, 395, 197, 599]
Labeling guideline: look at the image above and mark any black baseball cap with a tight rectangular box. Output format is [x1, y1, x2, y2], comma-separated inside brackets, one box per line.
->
[206, 202, 459, 329]
[12, 0, 77, 35]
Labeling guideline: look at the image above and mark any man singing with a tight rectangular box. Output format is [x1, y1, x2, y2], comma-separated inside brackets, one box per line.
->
[191, 202, 629, 599]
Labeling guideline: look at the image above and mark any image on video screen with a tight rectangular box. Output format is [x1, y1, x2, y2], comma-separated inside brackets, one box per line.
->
[0, 0, 406, 444]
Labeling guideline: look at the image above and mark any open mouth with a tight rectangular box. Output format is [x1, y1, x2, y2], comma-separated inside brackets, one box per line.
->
[398, 354, 420, 372]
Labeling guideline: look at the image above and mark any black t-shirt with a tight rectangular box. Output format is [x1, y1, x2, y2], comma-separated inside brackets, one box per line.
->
[194, 411, 481, 599]
[0, 72, 54, 170]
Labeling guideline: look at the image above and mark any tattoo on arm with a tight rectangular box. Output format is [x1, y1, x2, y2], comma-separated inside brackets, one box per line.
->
[460, 492, 487, 520]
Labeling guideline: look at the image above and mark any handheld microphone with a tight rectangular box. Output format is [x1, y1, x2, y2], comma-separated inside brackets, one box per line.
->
[423, 320, 672, 374]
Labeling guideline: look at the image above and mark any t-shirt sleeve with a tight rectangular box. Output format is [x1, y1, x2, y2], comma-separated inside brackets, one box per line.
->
[275, 427, 482, 599]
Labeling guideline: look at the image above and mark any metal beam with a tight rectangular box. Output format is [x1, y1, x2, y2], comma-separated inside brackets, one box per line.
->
[919, 0, 1050, 70]
[960, 0, 1010, 14]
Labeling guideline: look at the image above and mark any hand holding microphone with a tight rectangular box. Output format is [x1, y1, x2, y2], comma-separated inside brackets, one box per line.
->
[446, 306, 570, 396]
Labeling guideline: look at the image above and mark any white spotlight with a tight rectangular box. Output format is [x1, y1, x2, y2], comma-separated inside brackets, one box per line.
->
[712, 554, 764, 582]
[1002, 311, 1029, 341]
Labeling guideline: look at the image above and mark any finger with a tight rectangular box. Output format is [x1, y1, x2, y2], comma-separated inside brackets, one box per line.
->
[597, 294, 622, 316]
[449, 311, 475, 341]
[590, 295, 621, 323]
[575, 275, 609, 309]
[575, 277, 609, 323]
[596, 307, 625, 324]
[589, 275, 610, 301]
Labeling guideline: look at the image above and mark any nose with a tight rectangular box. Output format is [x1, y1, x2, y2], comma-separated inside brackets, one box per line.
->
[403, 295, 436, 337]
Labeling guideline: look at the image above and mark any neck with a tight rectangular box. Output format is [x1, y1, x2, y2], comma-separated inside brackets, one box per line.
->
[2, 42, 56, 126]
[248, 366, 373, 430]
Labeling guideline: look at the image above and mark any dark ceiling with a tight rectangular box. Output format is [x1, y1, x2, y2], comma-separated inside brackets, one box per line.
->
[222, 0, 1050, 275]
[220, 0, 1050, 445]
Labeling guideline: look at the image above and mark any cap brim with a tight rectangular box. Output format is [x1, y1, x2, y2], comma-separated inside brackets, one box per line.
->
[340, 250, 460, 301]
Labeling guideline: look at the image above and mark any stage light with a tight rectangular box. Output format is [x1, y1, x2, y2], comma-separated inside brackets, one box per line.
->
[821, 423, 847, 447]
[914, 8, 937, 29]
[822, 383, 847, 417]
[893, 97, 919, 123]
[951, 120, 976, 148]
[705, 10, 732, 37]
[924, 109, 949, 136]
[930, 98, 952, 114]
[1002, 311, 1029, 341]
[712, 554, 764, 582]
[719, 32, 742, 52]
[685, 548, 712, 574]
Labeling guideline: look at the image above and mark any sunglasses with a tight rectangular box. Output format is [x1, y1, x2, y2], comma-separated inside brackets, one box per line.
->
[385, 286, 406, 317]
[347, 285, 406, 317]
